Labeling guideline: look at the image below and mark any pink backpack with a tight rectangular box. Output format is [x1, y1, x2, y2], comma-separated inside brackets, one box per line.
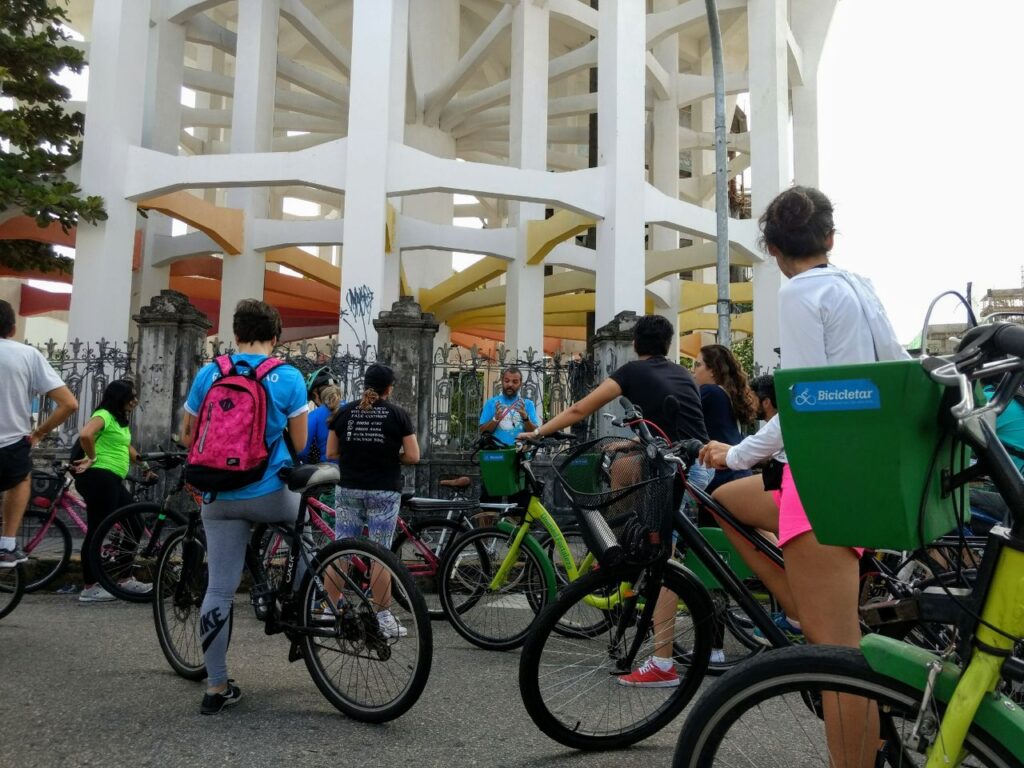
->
[185, 355, 285, 492]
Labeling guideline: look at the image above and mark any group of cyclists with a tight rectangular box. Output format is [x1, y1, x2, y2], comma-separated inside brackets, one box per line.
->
[0, 183, 935, 751]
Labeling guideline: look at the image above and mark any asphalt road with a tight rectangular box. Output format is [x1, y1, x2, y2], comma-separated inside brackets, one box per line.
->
[1, 595, 697, 768]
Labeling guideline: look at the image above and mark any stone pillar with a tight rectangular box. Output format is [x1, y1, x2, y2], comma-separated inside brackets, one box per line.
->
[373, 296, 439, 491]
[133, 290, 212, 455]
[591, 310, 637, 437]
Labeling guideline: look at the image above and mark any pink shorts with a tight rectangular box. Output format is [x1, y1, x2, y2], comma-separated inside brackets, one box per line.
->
[772, 463, 864, 556]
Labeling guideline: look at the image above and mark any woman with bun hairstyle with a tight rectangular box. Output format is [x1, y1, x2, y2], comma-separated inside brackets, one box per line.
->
[691, 344, 756, 495]
[700, 186, 907, 766]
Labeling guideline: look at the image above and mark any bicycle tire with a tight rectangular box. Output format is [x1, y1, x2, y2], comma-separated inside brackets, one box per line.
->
[19, 512, 72, 592]
[93, 502, 185, 603]
[391, 516, 469, 620]
[518, 561, 714, 750]
[0, 564, 26, 620]
[536, 527, 608, 639]
[299, 538, 432, 722]
[673, 644, 1017, 767]
[439, 526, 550, 651]
[152, 527, 209, 680]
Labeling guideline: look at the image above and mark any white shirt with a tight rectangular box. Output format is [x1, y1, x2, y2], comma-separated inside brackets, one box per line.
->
[726, 414, 787, 469]
[778, 267, 877, 369]
[0, 339, 66, 448]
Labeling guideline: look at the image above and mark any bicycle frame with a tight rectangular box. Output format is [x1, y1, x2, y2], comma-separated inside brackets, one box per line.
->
[856, 360, 1024, 763]
[25, 488, 87, 555]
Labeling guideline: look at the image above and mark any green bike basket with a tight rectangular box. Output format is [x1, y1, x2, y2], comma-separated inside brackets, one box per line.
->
[775, 360, 964, 550]
[478, 448, 524, 496]
[682, 527, 756, 591]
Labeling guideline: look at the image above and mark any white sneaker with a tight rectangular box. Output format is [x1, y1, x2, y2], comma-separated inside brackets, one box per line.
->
[79, 585, 116, 603]
[710, 648, 726, 665]
[117, 578, 153, 595]
[377, 609, 408, 638]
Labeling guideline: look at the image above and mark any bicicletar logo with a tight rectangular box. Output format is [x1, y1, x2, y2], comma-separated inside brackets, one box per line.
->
[790, 379, 881, 412]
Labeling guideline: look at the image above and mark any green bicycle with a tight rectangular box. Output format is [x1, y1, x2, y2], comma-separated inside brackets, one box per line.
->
[674, 323, 1024, 767]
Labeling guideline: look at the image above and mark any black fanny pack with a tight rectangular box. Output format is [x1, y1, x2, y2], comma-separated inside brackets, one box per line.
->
[761, 459, 785, 492]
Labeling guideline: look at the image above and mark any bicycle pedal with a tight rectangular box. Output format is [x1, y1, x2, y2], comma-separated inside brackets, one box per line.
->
[288, 639, 304, 663]
[249, 582, 277, 604]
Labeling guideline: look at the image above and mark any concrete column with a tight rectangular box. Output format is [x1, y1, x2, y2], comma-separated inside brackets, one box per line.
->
[651, 0, 681, 358]
[595, 0, 647, 327]
[220, 0, 280, 338]
[748, 0, 791, 370]
[374, 297, 439, 491]
[68, 0, 151, 342]
[341, 0, 409, 356]
[505, 0, 549, 356]
[136, 13, 186, 315]
[133, 290, 211, 455]
[592, 311, 638, 437]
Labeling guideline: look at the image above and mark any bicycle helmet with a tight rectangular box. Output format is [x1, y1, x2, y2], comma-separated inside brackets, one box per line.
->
[305, 366, 338, 400]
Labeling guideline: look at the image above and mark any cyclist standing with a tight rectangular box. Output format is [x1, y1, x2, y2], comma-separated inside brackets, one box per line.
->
[326, 363, 419, 638]
[0, 299, 78, 567]
[72, 379, 157, 601]
[299, 367, 343, 464]
[180, 299, 308, 715]
[521, 314, 713, 686]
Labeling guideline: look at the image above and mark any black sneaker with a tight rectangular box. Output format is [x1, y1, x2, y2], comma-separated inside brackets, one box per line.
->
[0, 547, 28, 569]
[200, 681, 241, 715]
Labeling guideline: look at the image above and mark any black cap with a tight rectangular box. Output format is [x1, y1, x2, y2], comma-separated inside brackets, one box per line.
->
[364, 363, 395, 392]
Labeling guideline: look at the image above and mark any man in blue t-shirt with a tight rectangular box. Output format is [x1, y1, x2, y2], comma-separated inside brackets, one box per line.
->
[479, 367, 540, 446]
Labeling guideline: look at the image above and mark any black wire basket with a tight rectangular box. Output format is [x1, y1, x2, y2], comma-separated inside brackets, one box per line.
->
[553, 436, 677, 565]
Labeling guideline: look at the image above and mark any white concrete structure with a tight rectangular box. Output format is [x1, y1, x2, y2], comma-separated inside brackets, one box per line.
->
[62, 0, 837, 367]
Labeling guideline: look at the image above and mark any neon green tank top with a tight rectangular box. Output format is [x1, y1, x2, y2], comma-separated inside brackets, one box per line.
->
[91, 409, 131, 478]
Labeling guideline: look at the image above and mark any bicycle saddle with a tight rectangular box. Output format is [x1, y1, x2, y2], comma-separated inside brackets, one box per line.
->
[281, 463, 340, 491]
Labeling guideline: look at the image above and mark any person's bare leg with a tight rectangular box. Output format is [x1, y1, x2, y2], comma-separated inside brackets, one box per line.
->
[711, 476, 797, 618]
[1, 477, 31, 537]
[785, 531, 878, 768]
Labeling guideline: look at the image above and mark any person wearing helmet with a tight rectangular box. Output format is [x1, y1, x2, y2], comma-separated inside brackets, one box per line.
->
[300, 367, 343, 464]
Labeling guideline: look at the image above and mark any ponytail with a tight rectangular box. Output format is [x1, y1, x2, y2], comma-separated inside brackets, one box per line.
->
[358, 387, 381, 410]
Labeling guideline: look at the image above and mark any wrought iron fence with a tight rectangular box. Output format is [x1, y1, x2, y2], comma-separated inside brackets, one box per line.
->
[204, 337, 377, 404]
[28, 338, 137, 447]
[428, 344, 597, 450]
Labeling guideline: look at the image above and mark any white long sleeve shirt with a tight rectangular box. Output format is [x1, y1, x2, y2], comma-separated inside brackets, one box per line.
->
[726, 414, 786, 470]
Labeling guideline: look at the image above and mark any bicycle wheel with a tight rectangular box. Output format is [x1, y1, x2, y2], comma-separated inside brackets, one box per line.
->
[439, 526, 550, 651]
[0, 564, 26, 620]
[673, 645, 1016, 767]
[299, 538, 432, 723]
[519, 561, 714, 750]
[93, 503, 185, 603]
[19, 512, 72, 592]
[152, 527, 209, 680]
[391, 516, 468, 620]
[536, 527, 608, 639]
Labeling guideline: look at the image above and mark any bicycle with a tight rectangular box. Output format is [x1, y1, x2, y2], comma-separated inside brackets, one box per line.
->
[9, 462, 155, 592]
[673, 324, 1024, 766]
[437, 431, 630, 651]
[87, 451, 193, 602]
[0, 561, 25, 620]
[152, 462, 433, 722]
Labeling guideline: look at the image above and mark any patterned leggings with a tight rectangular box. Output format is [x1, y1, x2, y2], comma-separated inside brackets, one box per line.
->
[334, 487, 401, 548]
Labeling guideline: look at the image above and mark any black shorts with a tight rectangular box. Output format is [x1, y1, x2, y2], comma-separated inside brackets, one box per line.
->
[0, 437, 32, 492]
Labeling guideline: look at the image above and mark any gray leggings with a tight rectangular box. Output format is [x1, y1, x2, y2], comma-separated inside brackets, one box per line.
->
[199, 486, 298, 687]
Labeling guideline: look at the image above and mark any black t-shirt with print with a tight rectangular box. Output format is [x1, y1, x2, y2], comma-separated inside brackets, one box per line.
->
[609, 357, 709, 443]
[330, 400, 415, 492]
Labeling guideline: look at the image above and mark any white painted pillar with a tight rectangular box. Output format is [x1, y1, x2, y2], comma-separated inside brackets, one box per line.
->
[651, 0, 682, 358]
[747, 0, 791, 370]
[382, 2, 410, 314]
[68, 0, 151, 342]
[136, 12, 186, 314]
[505, 0, 548, 356]
[219, 0, 279, 339]
[341, 0, 409, 355]
[792, 83, 819, 187]
[402, 0, 459, 296]
[595, 0, 647, 327]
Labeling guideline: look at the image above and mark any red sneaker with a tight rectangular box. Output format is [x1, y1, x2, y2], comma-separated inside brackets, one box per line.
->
[616, 657, 679, 688]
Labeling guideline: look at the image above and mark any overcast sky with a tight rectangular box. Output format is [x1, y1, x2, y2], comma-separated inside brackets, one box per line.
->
[816, 0, 1024, 341]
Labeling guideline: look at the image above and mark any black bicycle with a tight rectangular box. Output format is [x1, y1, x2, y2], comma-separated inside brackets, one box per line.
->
[152, 463, 433, 723]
